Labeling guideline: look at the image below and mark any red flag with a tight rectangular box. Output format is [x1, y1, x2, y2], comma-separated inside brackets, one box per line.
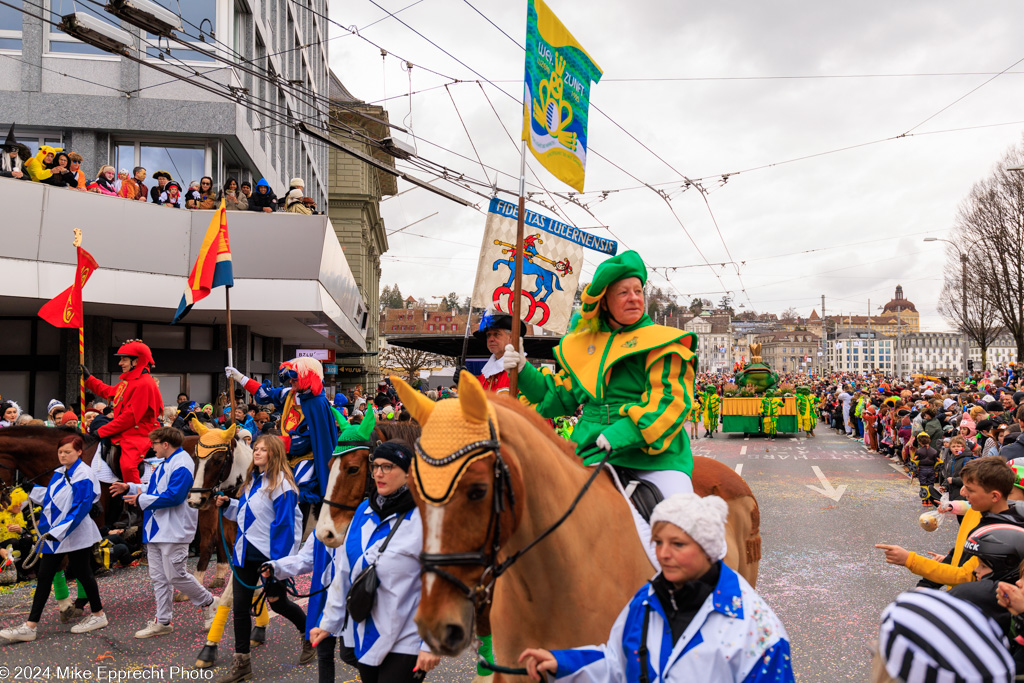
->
[38, 247, 98, 328]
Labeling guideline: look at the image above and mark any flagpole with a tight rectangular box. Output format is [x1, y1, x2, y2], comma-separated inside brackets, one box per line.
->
[508, 138, 527, 395]
[226, 285, 235, 426]
[71, 228, 86, 428]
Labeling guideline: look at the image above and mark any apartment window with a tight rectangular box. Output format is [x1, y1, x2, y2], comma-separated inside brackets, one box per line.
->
[0, 0, 22, 50]
[145, 0, 217, 61]
[115, 140, 208, 186]
[14, 130, 63, 155]
[440, 325, 447, 331]
[47, 0, 116, 55]
[427, 324, 435, 331]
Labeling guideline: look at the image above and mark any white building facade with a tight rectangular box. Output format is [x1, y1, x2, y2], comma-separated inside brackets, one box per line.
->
[685, 316, 732, 373]
[826, 331, 895, 374]
[896, 332, 965, 376]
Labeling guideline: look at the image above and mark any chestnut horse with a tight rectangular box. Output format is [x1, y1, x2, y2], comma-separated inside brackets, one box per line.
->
[316, 417, 423, 546]
[185, 420, 250, 589]
[392, 372, 762, 680]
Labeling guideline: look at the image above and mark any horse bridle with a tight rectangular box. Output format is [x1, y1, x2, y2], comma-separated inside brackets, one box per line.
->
[320, 439, 376, 512]
[416, 430, 609, 608]
[188, 441, 235, 496]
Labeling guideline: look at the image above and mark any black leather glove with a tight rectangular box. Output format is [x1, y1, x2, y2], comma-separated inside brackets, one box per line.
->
[80, 364, 91, 380]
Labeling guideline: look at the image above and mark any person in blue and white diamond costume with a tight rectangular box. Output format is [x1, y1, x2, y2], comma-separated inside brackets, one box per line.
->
[111, 427, 216, 639]
[214, 434, 305, 683]
[519, 493, 795, 683]
[310, 441, 440, 683]
[0, 435, 106, 642]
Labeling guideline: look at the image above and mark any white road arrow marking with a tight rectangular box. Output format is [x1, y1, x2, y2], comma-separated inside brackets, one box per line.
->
[735, 464, 743, 476]
[740, 446, 747, 456]
[805, 466, 847, 502]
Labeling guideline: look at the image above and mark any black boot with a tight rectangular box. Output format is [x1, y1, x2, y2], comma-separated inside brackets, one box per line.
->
[298, 640, 316, 665]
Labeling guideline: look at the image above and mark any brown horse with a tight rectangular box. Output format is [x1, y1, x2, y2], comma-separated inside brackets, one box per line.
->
[391, 372, 762, 679]
[184, 420, 250, 589]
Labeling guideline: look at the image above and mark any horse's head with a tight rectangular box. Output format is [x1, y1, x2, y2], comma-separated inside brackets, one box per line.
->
[187, 419, 247, 509]
[315, 410, 377, 548]
[393, 371, 523, 656]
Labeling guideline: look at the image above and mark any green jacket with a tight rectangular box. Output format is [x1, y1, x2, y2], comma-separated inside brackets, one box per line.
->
[518, 314, 698, 475]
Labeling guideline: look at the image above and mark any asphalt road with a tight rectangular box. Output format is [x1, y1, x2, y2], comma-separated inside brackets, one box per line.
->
[0, 428, 955, 681]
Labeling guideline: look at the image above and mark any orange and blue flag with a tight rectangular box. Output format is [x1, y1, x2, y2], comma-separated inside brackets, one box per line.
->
[173, 200, 233, 323]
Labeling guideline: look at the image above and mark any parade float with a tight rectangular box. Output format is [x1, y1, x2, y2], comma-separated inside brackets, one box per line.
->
[720, 343, 798, 435]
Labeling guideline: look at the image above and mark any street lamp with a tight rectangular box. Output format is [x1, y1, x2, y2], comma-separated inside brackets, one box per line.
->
[924, 236, 980, 377]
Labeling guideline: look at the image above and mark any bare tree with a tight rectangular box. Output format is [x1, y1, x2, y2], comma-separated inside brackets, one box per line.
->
[953, 139, 1024, 363]
[780, 307, 799, 322]
[379, 346, 454, 384]
[937, 262, 1001, 370]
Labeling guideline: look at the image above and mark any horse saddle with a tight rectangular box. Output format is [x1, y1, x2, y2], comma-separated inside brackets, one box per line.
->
[102, 442, 148, 482]
[612, 467, 663, 524]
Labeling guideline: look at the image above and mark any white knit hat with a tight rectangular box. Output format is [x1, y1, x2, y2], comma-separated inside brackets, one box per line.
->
[47, 399, 65, 415]
[289, 177, 304, 188]
[649, 493, 729, 562]
[237, 428, 252, 440]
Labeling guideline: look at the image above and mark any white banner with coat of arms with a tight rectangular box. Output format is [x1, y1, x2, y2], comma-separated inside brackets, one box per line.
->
[471, 197, 617, 334]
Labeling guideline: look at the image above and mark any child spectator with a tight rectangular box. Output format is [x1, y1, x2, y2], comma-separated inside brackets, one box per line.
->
[184, 181, 201, 207]
[160, 181, 183, 208]
[913, 433, 941, 506]
[67, 153, 87, 190]
[877, 456, 1024, 587]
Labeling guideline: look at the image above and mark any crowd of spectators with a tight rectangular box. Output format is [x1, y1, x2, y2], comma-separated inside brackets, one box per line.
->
[1, 127, 319, 215]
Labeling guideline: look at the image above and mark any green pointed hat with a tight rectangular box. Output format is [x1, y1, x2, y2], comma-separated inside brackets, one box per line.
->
[334, 407, 376, 456]
[579, 250, 647, 322]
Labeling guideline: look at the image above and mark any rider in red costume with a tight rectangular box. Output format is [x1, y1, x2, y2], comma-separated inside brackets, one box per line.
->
[82, 340, 162, 484]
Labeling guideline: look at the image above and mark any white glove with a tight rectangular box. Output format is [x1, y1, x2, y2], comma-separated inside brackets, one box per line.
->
[225, 366, 245, 383]
[596, 434, 612, 452]
[501, 344, 527, 372]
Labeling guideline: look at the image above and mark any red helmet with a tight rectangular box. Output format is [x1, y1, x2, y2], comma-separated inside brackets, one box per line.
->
[115, 339, 155, 369]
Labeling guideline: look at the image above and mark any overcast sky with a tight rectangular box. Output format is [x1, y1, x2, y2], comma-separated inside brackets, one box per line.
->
[326, 0, 1024, 331]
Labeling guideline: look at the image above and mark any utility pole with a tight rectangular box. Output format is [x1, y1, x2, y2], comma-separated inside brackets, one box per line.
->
[867, 298, 872, 372]
[821, 294, 826, 374]
[960, 252, 969, 379]
[896, 306, 902, 378]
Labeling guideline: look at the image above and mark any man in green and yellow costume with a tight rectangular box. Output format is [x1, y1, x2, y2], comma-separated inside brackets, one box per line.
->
[761, 394, 784, 440]
[503, 250, 700, 497]
[795, 386, 819, 437]
[702, 385, 721, 438]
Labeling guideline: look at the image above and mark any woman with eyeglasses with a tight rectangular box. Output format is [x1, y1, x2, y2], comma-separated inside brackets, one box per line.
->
[213, 435, 305, 683]
[310, 440, 440, 683]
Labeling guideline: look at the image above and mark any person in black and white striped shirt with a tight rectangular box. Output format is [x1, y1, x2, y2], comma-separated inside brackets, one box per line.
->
[872, 589, 1014, 683]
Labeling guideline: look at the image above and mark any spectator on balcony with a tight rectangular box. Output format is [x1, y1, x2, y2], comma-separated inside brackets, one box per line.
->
[160, 181, 183, 209]
[247, 179, 277, 213]
[149, 171, 172, 204]
[67, 153, 87, 191]
[183, 181, 200, 207]
[1, 127, 28, 180]
[119, 167, 148, 202]
[240, 181, 252, 201]
[24, 145, 60, 182]
[116, 169, 129, 193]
[218, 178, 248, 211]
[87, 166, 119, 196]
[41, 151, 73, 188]
[283, 188, 311, 215]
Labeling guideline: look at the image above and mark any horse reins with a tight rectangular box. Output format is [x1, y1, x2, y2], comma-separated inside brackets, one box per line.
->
[416, 427, 610, 610]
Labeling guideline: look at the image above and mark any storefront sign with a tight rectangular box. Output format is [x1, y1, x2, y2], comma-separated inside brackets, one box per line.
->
[296, 348, 335, 362]
[323, 363, 338, 375]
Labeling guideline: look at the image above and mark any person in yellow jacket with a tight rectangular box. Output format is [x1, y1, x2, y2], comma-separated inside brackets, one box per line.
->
[875, 457, 1024, 586]
[24, 145, 62, 183]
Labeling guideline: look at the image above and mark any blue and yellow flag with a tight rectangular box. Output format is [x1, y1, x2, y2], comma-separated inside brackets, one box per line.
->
[173, 200, 233, 323]
[522, 0, 602, 192]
